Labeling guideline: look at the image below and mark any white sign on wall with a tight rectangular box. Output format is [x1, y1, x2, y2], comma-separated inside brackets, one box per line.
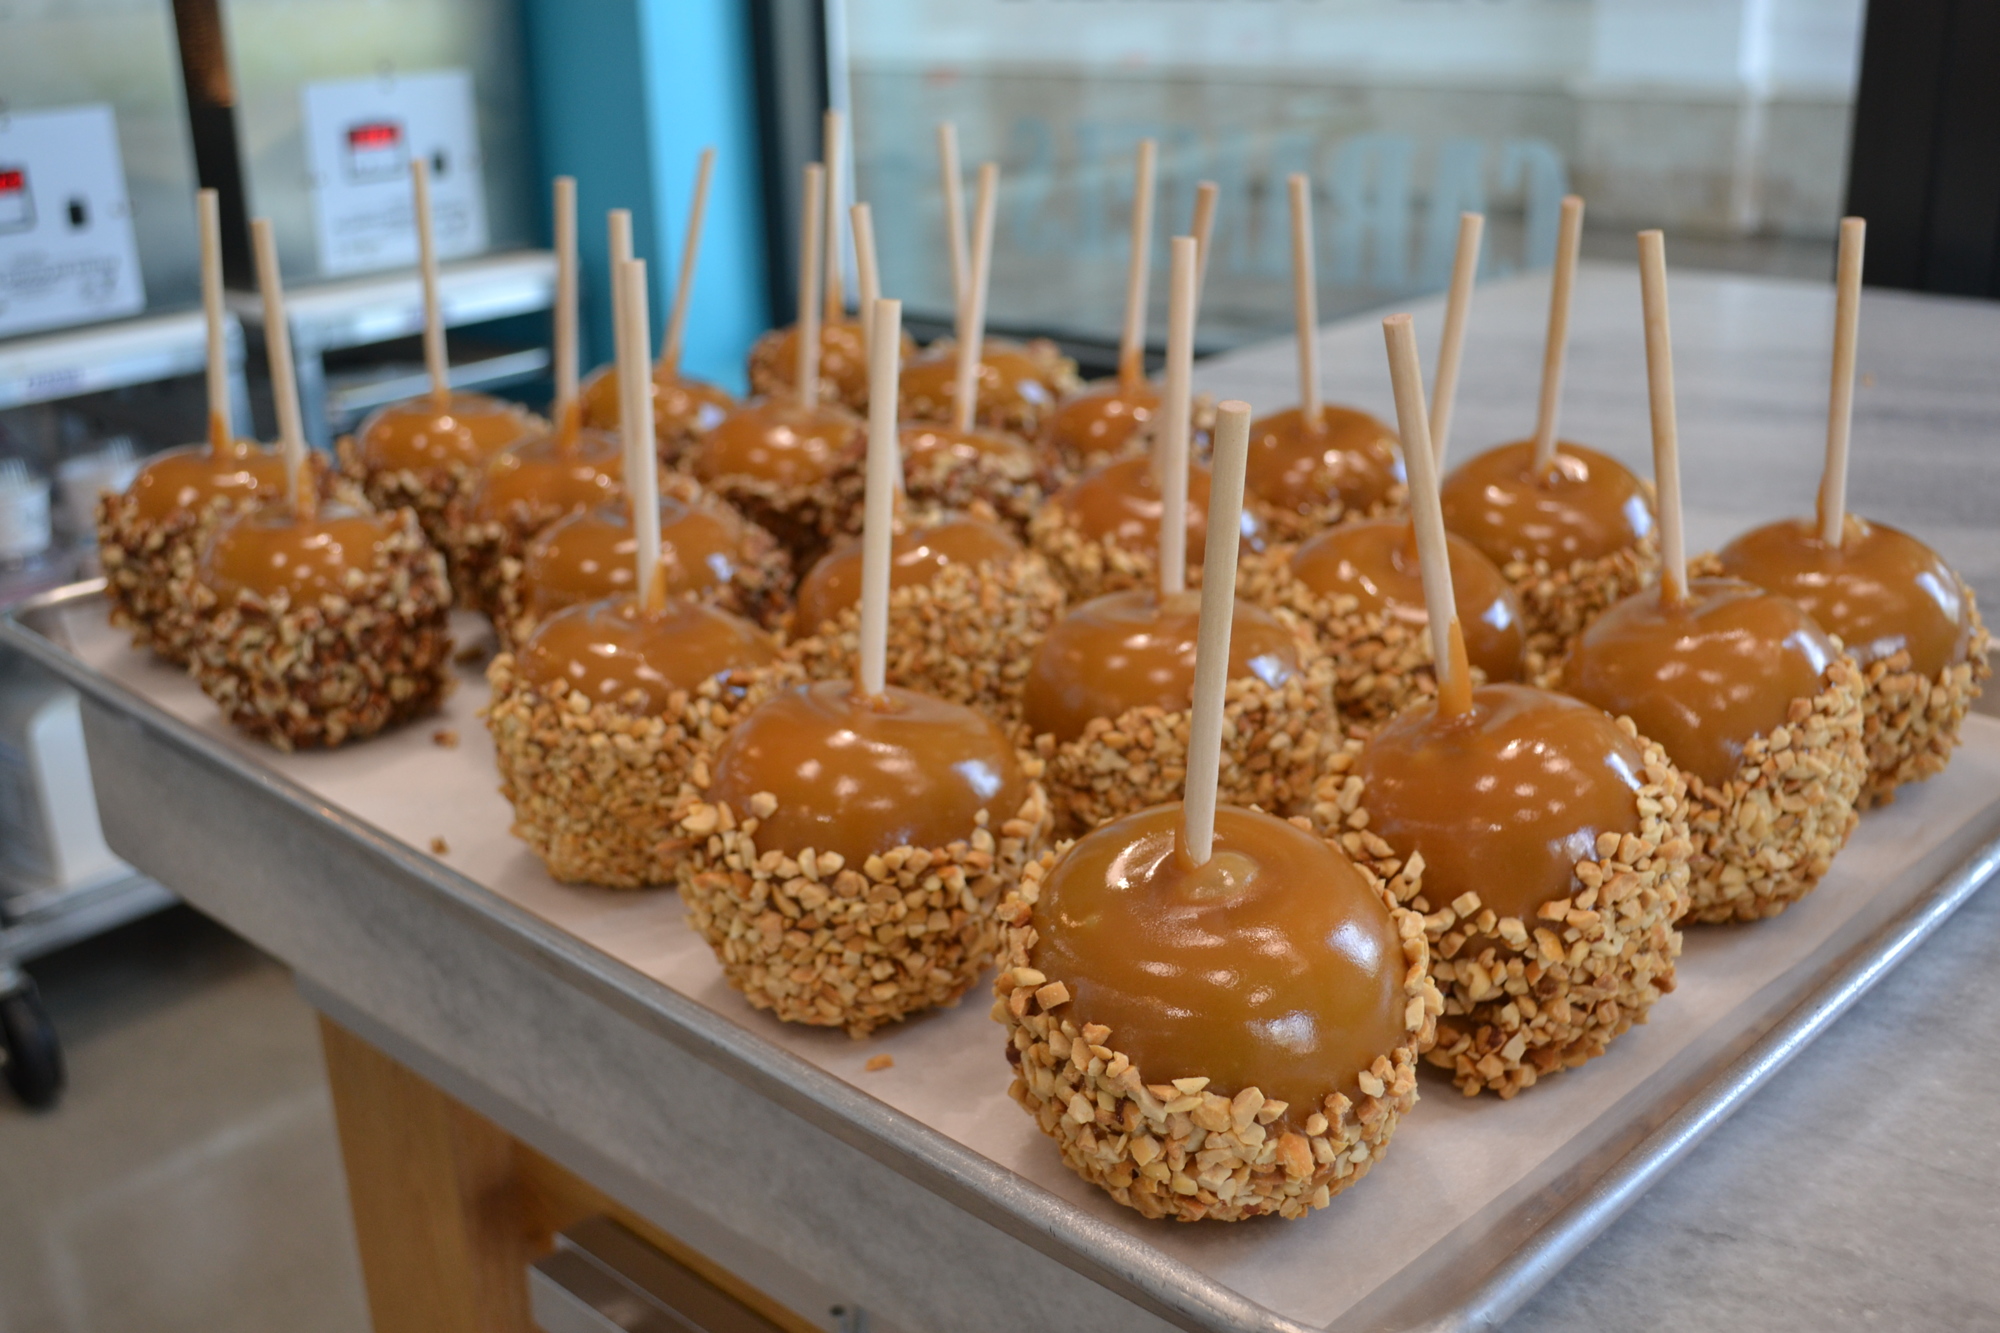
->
[301, 69, 488, 277]
[0, 105, 147, 339]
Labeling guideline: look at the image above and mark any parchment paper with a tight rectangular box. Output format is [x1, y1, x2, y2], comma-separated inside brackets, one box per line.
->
[58, 604, 2000, 1329]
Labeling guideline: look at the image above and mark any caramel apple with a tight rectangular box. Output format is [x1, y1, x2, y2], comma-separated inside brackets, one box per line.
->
[746, 317, 918, 414]
[487, 592, 784, 887]
[688, 397, 866, 567]
[785, 513, 1066, 721]
[1244, 404, 1405, 541]
[496, 484, 790, 649]
[1709, 516, 1989, 809]
[1041, 379, 1159, 477]
[899, 422, 1045, 533]
[445, 411, 624, 618]
[577, 361, 733, 466]
[899, 337, 1081, 440]
[1243, 515, 1524, 728]
[1355, 685, 1691, 1095]
[1028, 454, 1267, 602]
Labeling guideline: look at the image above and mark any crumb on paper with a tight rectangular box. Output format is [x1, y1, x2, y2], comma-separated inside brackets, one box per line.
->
[433, 728, 460, 749]
[430, 836, 450, 856]
[864, 1054, 894, 1072]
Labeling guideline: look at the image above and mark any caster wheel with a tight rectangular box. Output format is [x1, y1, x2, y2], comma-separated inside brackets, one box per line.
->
[0, 981, 64, 1109]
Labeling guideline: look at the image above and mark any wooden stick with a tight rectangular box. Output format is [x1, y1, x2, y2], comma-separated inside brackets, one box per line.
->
[618, 258, 662, 612]
[851, 202, 880, 372]
[251, 218, 312, 520]
[552, 177, 578, 429]
[858, 298, 904, 699]
[1157, 237, 1197, 598]
[411, 157, 450, 405]
[1182, 400, 1253, 867]
[1531, 194, 1584, 472]
[1288, 173, 1322, 430]
[937, 122, 969, 310]
[197, 189, 230, 451]
[662, 148, 715, 378]
[823, 110, 846, 321]
[608, 208, 634, 268]
[796, 163, 826, 410]
[1382, 313, 1468, 716]
[1118, 138, 1158, 390]
[1190, 180, 1218, 317]
[1430, 211, 1484, 468]
[953, 163, 998, 435]
[1637, 230, 1688, 606]
[1819, 216, 1865, 548]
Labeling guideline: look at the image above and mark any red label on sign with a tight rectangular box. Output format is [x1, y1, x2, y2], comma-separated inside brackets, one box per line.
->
[0, 170, 25, 193]
[347, 123, 400, 150]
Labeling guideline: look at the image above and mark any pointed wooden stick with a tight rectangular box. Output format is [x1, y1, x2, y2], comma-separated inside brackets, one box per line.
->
[1383, 313, 1468, 716]
[1182, 400, 1253, 867]
[606, 208, 633, 424]
[251, 218, 312, 521]
[662, 148, 715, 379]
[411, 157, 450, 405]
[618, 258, 662, 611]
[1819, 216, 1865, 548]
[1531, 194, 1584, 472]
[1430, 211, 1484, 468]
[937, 122, 969, 311]
[1288, 173, 1322, 430]
[851, 202, 880, 372]
[796, 163, 826, 409]
[1637, 230, 1687, 606]
[1191, 180, 1218, 315]
[823, 110, 846, 321]
[1118, 139, 1158, 390]
[552, 178, 579, 439]
[858, 298, 904, 699]
[1157, 236, 1198, 598]
[197, 189, 231, 452]
[953, 163, 998, 435]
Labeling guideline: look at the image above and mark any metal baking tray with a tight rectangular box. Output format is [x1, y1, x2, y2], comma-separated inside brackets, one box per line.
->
[7, 579, 1998, 1333]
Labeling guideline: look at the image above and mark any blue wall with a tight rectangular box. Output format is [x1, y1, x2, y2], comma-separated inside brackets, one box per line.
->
[523, 0, 769, 393]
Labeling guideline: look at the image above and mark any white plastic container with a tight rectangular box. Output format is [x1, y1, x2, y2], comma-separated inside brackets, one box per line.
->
[0, 671, 130, 904]
[0, 460, 52, 563]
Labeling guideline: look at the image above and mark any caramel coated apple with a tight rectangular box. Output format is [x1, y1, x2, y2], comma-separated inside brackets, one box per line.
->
[692, 399, 865, 490]
[792, 515, 1021, 637]
[1031, 803, 1407, 1110]
[1245, 405, 1402, 534]
[1022, 589, 1299, 743]
[518, 496, 756, 624]
[353, 391, 535, 474]
[707, 680, 1026, 866]
[465, 426, 623, 528]
[1562, 578, 1839, 790]
[899, 338, 1079, 436]
[747, 318, 918, 411]
[1042, 380, 1159, 471]
[1439, 440, 1653, 570]
[125, 440, 287, 524]
[577, 362, 734, 458]
[199, 505, 403, 604]
[1289, 519, 1524, 683]
[516, 594, 777, 715]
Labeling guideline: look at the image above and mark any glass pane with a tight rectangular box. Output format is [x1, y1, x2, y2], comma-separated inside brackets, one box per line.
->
[842, 0, 1864, 352]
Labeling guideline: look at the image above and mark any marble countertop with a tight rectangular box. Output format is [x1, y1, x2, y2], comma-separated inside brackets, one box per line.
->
[1198, 263, 2000, 1331]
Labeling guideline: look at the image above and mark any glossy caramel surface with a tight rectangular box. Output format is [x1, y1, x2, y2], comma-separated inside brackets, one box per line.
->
[1022, 589, 1301, 743]
[1717, 515, 1971, 677]
[708, 680, 1025, 864]
[1245, 405, 1402, 517]
[1290, 519, 1525, 682]
[757, 319, 916, 403]
[521, 498, 744, 620]
[516, 594, 775, 714]
[691, 399, 864, 488]
[901, 341, 1060, 417]
[127, 442, 287, 523]
[1358, 684, 1646, 921]
[1563, 578, 1839, 788]
[467, 427, 623, 525]
[1054, 454, 1250, 562]
[1043, 381, 1159, 462]
[356, 392, 533, 472]
[577, 363, 735, 439]
[1032, 803, 1405, 1108]
[199, 506, 398, 602]
[900, 423, 1037, 475]
[1439, 439, 1654, 568]
[792, 515, 1022, 636]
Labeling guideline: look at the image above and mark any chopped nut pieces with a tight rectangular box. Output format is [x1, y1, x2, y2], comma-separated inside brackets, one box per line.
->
[178, 508, 454, 751]
[1607, 656, 1870, 924]
[901, 338, 1083, 439]
[432, 728, 460, 749]
[1245, 479, 1405, 549]
[1852, 621, 1991, 807]
[701, 463, 867, 576]
[430, 836, 450, 855]
[864, 1054, 894, 1072]
[784, 551, 1066, 726]
[1027, 496, 1176, 605]
[486, 652, 797, 889]
[1360, 727, 1696, 1098]
[994, 816, 1439, 1221]
[1514, 538, 1662, 685]
[1036, 622, 1340, 835]
[676, 776, 1053, 1037]
[903, 435, 1047, 536]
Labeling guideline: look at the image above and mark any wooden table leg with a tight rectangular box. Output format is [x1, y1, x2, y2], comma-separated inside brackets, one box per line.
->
[317, 1015, 815, 1333]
